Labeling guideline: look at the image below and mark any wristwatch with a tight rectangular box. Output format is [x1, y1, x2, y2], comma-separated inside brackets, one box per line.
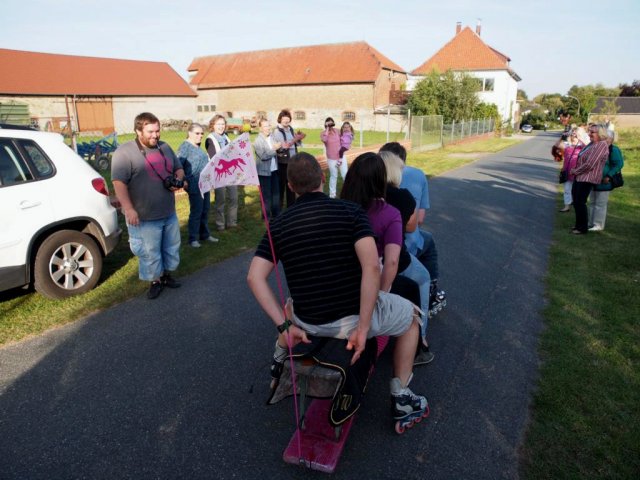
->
[277, 319, 292, 333]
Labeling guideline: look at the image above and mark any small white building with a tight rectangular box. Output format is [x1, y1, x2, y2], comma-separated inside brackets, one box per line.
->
[410, 23, 521, 125]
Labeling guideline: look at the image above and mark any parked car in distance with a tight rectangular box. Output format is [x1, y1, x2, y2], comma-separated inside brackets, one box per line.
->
[521, 124, 533, 133]
[0, 125, 121, 299]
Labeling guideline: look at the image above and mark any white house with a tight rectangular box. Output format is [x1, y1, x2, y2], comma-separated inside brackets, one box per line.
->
[410, 23, 521, 125]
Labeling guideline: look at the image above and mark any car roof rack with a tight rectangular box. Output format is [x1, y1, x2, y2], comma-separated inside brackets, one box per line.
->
[0, 123, 38, 130]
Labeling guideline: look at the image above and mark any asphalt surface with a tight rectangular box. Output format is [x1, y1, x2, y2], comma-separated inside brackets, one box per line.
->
[0, 133, 558, 479]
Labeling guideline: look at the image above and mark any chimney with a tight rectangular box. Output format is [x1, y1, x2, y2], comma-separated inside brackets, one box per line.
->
[476, 20, 482, 36]
[456, 22, 462, 34]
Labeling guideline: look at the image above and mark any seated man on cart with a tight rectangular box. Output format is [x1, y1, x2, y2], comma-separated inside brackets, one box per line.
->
[247, 152, 429, 429]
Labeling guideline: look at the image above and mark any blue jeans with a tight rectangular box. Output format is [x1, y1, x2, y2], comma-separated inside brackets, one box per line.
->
[188, 191, 211, 242]
[399, 253, 431, 338]
[127, 213, 180, 281]
[413, 229, 439, 280]
[258, 172, 281, 219]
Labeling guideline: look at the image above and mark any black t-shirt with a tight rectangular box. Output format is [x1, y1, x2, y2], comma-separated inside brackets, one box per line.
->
[255, 192, 374, 324]
[385, 185, 416, 272]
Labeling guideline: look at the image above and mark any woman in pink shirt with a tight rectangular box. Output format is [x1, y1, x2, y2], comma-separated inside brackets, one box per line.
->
[321, 117, 347, 198]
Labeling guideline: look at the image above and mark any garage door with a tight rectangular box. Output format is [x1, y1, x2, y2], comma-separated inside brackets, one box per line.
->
[76, 99, 115, 135]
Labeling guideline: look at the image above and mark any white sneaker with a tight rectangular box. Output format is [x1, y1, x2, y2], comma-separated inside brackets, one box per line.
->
[190, 240, 201, 248]
[204, 236, 219, 243]
[588, 225, 603, 232]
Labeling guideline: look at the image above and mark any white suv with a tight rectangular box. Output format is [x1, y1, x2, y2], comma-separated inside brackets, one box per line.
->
[0, 125, 121, 299]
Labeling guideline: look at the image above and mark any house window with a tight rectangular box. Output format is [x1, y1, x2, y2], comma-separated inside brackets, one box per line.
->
[483, 78, 494, 92]
[294, 111, 306, 121]
[203, 105, 210, 112]
[210, 105, 216, 111]
[342, 111, 356, 122]
[197, 105, 203, 112]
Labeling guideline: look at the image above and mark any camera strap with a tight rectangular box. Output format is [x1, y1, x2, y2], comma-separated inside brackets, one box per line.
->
[135, 138, 172, 181]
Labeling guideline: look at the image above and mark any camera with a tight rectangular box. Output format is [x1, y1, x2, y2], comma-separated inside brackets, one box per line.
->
[163, 175, 185, 190]
[326, 122, 335, 128]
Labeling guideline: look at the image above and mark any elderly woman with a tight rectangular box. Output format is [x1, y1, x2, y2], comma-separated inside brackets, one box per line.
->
[205, 115, 237, 231]
[588, 131, 624, 231]
[570, 124, 610, 234]
[177, 123, 218, 247]
[253, 118, 282, 220]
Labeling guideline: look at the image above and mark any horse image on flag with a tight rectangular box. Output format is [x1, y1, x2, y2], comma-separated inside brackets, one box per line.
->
[215, 158, 248, 181]
[199, 133, 259, 196]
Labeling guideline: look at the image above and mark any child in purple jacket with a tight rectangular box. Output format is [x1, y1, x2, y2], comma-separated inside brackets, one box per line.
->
[338, 122, 354, 163]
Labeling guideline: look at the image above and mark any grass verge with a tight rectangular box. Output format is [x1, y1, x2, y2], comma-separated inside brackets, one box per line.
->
[0, 135, 521, 346]
[521, 129, 640, 478]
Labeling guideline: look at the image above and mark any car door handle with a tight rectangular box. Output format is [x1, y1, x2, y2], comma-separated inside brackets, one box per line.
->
[20, 200, 42, 209]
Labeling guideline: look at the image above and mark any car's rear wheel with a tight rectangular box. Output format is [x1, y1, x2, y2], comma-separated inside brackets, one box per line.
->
[34, 230, 103, 299]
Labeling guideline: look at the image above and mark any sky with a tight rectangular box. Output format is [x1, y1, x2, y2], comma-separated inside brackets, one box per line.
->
[3, 0, 639, 98]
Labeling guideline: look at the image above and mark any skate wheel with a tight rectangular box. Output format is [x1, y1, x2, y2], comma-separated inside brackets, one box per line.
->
[423, 405, 431, 418]
[395, 422, 405, 434]
[414, 416, 422, 424]
[406, 421, 414, 429]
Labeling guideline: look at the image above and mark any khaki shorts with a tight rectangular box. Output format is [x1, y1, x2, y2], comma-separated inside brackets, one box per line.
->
[289, 291, 420, 339]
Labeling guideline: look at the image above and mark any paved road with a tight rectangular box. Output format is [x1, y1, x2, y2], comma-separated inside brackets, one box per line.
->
[0, 133, 558, 479]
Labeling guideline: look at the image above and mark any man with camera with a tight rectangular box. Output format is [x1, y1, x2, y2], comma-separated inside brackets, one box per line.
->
[112, 112, 186, 299]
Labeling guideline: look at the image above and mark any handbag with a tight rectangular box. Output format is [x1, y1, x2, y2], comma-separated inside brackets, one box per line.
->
[610, 171, 624, 189]
[559, 170, 568, 184]
[275, 148, 290, 161]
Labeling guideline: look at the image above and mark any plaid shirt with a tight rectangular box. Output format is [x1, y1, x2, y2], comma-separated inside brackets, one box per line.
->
[571, 140, 609, 184]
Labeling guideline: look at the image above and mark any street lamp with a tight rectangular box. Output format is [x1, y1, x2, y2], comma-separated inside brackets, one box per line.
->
[565, 95, 581, 120]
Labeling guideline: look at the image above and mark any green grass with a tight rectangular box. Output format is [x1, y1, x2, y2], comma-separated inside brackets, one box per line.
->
[73, 128, 407, 152]
[0, 134, 519, 346]
[521, 129, 640, 479]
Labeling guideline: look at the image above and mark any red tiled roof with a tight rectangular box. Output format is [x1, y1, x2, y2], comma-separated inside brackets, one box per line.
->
[188, 42, 406, 89]
[411, 27, 519, 79]
[0, 49, 196, 96]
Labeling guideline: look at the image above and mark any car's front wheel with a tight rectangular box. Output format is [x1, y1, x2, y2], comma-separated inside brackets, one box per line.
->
[34, 230, 103, 299]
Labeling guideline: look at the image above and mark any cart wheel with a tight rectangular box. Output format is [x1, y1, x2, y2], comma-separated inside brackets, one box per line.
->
[96, 155, 111, 172]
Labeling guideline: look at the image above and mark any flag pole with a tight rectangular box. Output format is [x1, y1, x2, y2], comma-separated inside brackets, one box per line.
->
[257, 179, 303, 459]
[203, 134, 303, 458]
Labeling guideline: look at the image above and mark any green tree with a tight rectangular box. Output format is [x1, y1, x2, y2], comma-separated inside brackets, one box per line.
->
[521, 108, 547, 129]
[619, 80, 640, 96]
[517, 89, 528, 101]
[473, 102, 500, 120]
[407, 69, 480, 122]
[567, 83, 620, 121]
